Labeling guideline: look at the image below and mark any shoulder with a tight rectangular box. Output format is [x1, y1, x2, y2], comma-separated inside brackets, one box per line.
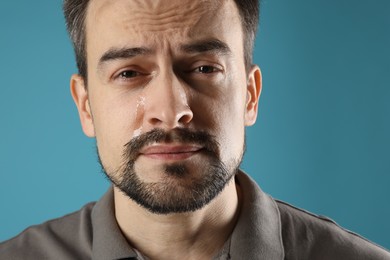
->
[0, 202, 95, 260]
[275, 200, 390, 260]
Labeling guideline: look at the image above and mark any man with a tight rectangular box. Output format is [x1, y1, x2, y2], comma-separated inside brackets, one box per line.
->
[1, 0, 389, 259]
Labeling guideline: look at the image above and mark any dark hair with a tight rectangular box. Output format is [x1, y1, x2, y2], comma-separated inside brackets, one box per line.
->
[63, 0, 259, 80]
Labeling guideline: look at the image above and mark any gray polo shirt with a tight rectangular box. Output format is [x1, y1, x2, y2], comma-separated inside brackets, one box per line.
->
[1, 171, 389, 259]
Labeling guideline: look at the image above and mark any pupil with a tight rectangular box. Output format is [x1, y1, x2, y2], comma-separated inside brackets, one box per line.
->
[122, 71, 136, 78]
[200, 66, 213, 73]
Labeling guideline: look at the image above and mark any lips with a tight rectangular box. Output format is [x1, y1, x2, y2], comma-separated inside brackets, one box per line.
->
[139, 144, 203, 161]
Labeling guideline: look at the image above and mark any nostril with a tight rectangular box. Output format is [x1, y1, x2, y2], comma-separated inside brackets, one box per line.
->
[176, 108, 194, 126]
[144, 82, 193, 128]
[178, 112, 193, 125]
[149, 117, 163, 125]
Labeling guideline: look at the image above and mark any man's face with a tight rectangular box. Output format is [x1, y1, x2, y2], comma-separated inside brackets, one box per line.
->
[72, 0, 261, 214]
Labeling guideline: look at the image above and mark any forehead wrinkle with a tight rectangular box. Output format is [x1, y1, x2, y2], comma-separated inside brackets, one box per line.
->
[130, 0, 215, 18]
[187, 0, 241, 43]
[92, 0, 223, 34]
[123, 7, 208, 32]
[86, 0, 242, 68]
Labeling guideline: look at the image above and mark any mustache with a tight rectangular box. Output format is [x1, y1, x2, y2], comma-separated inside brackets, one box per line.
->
[122, 128, 220, 161]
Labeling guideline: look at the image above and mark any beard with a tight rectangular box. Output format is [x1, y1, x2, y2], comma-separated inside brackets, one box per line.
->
[98, 128, 243, 214]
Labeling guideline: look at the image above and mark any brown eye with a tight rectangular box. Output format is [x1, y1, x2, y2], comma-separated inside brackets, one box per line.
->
[195, 66, 218, 74]
[119, 70, 139, 78]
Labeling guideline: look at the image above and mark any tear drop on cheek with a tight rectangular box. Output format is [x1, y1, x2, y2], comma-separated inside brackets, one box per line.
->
[134, 96, 146, 114]
[137, 96, 146, 107]
[133, 127, 143, 138]
[133, 96, 146, 136]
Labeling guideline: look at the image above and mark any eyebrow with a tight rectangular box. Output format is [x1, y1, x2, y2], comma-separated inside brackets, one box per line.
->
[97, 39, 231, 69]
[180, 39, 232, 56]
[98, 47, 152, 68]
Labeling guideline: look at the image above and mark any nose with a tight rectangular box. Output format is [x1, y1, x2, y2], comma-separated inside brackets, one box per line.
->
[143, 72, 193, 129]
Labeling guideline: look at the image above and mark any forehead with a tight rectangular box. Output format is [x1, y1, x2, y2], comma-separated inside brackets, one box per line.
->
[85, 0, 243, 50]
[89, 0, 219, 32]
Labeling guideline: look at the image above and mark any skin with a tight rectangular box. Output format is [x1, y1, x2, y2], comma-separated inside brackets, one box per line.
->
[71, 0, 262, 259]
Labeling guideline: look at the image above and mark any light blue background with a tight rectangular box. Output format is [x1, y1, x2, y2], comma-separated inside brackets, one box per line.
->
[1, 0, 389, 249]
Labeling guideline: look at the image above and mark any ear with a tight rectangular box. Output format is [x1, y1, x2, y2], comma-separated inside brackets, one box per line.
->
[244, 65, 262, 126]
[70, 74, 95, 137]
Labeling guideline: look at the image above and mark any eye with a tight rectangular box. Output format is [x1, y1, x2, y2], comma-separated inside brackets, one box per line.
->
[112, 68, 149, 86]
[118, 70, 140, 78]
[193, 65, 220, 74]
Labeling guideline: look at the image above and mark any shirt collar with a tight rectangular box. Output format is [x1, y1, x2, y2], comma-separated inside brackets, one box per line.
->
[91, 187, 138, 260]
[230, 170, 285, 259]
[90, 171, 284, 259]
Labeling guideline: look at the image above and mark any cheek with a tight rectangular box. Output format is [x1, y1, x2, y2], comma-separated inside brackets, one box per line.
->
[191, 85, 247, 161]
[91, 90, 142, 167]
[218, 97, 246, 158]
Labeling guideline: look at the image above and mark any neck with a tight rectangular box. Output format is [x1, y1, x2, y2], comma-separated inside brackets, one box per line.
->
[114, 178, 241, 260]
